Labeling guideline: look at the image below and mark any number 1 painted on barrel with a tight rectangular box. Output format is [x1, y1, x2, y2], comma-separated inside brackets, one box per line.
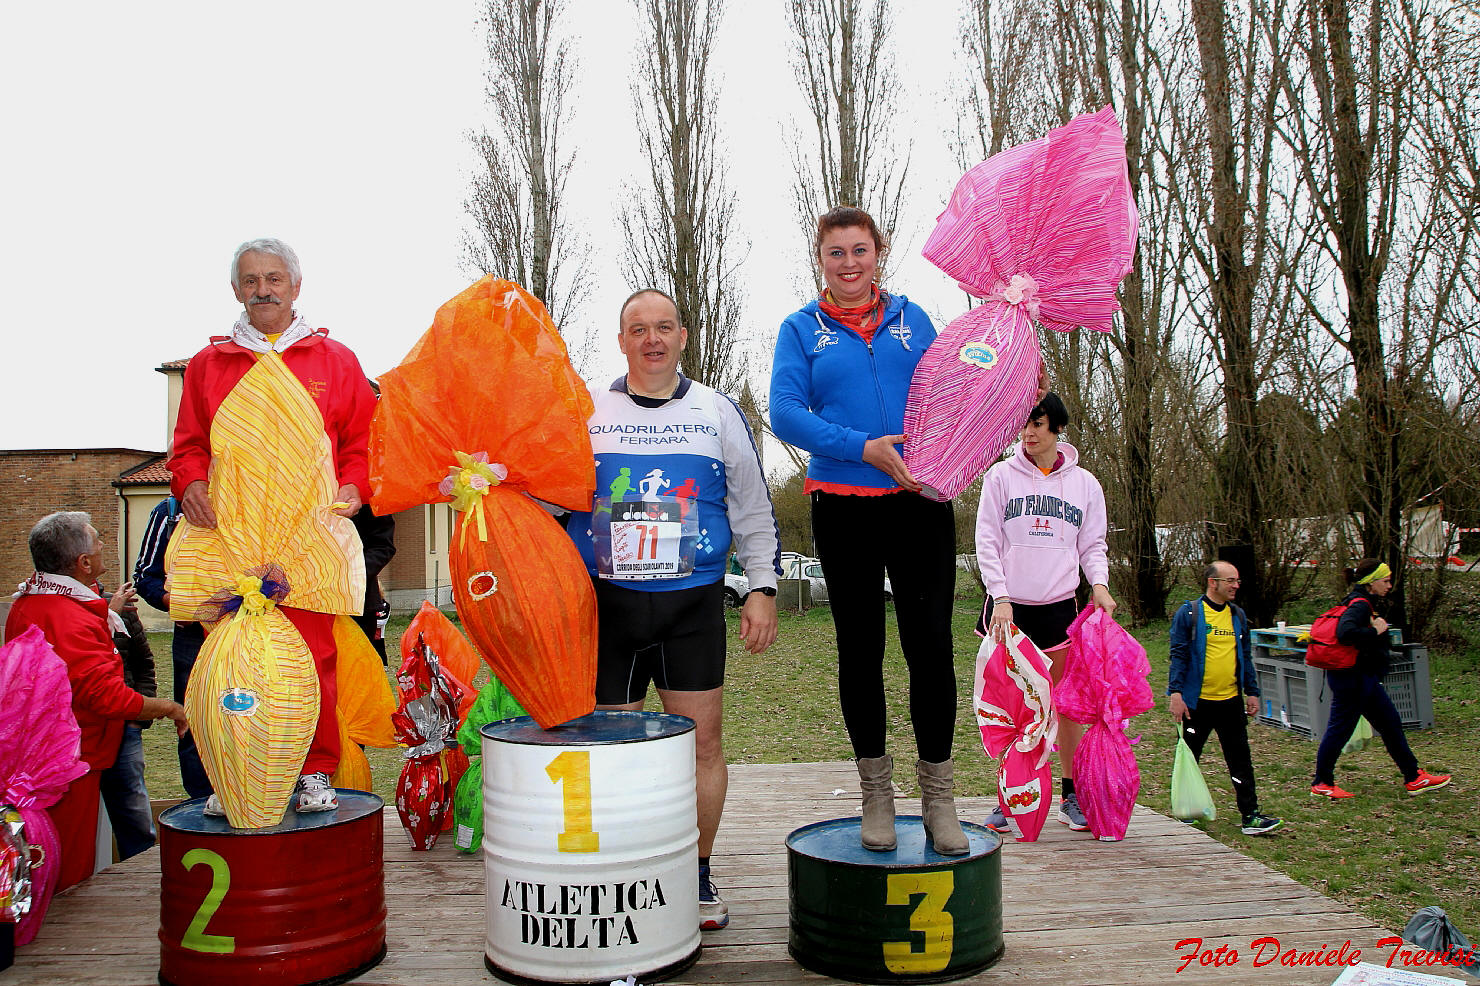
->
[545, 750, 600, 853]
[882, 871, 954, 974]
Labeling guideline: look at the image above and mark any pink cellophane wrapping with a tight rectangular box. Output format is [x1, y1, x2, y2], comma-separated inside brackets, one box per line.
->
[1057, 606, 1154, 841]
[975, 627, 1057, 842]
[0, 627, 88, 811]
[903, 303, 1043, 502]
[14, 807, 59, 946]
[0, 627, 87, 944]
[904, 106, 1139, 501]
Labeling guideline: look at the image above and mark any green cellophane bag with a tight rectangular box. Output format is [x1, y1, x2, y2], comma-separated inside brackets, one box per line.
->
[453, 758, 484, 853]
[1341, 716, 1373, 755]
[1170, 723, 1217, 822]
[452, 679, 528, 852]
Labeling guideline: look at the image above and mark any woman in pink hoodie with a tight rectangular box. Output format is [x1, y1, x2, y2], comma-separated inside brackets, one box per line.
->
[975, 393, 1116, 834]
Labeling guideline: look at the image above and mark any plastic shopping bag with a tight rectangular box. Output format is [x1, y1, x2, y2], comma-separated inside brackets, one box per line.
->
[1402, 906, 1478, 972]
[1341, 716, 1373, 755]
[1169, 723, 1216, 822]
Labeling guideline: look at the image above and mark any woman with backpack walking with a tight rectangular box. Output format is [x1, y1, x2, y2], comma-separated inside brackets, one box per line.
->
[1310, 559, 1452, 798]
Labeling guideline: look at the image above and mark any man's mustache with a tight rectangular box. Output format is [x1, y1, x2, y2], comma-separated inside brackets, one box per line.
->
[249, 294, 282, 305]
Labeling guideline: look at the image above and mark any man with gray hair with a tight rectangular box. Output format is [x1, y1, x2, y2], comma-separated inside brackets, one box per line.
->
[168, 238, 376, 815]
[5, 511, 188, 891]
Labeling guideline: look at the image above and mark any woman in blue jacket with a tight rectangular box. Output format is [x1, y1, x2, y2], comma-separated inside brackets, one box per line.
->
[1311, 559, 1451, 798]
[769, 206, 965, 855]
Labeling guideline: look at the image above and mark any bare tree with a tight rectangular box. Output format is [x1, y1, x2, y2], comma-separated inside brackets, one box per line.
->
[957, 0, 1069, 164]
[1269, 0, 1480, 626]
[1089, 0, 1176, 621]
[1128, 0, 1328, 624]
[788, 0, 909, 281]
[1185, 0, 1271, 623]
[956, 0, 1179, 621]
[621, 0, 748, 395]
[464, 0, 587, 342]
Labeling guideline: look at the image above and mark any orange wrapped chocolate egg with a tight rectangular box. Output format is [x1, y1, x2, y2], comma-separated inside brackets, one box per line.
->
[369, 277, 597, 728]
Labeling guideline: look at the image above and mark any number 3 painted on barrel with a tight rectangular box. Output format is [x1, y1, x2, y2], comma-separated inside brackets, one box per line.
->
[545, 751, 600, 853]
[882, 871, 954, 974]
[180, 848, 236, 953]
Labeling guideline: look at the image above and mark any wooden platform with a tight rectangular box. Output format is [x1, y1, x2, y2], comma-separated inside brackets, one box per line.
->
[8, 762, 1397, 985]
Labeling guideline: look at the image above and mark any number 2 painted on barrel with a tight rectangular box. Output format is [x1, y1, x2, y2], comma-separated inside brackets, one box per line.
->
[546, 750, 600, 853]
[180, 848, 236, 953]
[882, 870, 954, 974]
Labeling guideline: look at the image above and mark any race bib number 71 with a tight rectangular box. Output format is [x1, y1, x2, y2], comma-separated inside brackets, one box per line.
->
[594, 496, 698, 580]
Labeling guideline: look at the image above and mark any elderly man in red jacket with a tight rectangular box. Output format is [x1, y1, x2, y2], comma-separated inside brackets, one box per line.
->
[5, 511, 188, 891]
[168, 237, 376, 814]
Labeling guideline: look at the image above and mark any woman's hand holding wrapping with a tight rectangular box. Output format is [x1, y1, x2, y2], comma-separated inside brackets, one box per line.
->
[862, 434, 922, 493]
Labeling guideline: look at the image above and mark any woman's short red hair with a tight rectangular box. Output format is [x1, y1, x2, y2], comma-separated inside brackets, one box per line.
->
[814, 206, 888, 260]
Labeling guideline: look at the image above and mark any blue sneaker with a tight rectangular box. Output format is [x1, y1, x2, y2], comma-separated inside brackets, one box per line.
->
[1057, 793, 1089, 832]
[699, 864, 729, 930]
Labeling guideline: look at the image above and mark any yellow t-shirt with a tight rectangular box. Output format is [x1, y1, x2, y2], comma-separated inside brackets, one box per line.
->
[1200, 600, 1239, 701]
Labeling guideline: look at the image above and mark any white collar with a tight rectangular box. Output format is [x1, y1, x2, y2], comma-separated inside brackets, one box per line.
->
[231, 310, 314, 354]
[14, 572, 126, 634]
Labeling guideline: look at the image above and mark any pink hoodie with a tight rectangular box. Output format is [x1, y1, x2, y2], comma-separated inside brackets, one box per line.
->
[975, 440, 1109, 606]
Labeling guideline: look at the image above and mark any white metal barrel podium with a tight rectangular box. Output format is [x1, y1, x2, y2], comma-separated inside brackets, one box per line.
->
[481, 711, 700, 985]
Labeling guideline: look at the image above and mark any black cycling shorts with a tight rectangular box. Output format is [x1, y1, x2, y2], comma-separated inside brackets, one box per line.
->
[594, 579, 727, 704]
[977, 596, 1079, 653]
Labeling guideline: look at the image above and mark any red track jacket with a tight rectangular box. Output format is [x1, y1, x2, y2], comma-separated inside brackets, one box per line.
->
[168, 330, 376, 502]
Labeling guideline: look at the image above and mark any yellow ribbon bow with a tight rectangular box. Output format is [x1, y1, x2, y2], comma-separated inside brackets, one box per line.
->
[234, 574, 274, 616]
[439, 450, 509, 547]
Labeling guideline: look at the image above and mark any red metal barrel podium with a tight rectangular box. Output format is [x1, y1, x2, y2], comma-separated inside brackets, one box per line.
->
[157, 790, 386, 986]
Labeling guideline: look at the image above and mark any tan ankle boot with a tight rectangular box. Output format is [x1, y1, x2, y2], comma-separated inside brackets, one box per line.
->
[856, 756, 896, 851]
[917, 758, 968, 855]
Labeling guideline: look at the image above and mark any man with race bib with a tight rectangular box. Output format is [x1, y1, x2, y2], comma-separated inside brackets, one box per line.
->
[566, 288, 781, 932]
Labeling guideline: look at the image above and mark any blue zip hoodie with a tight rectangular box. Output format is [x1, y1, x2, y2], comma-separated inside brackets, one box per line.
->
[769, 293, 937, 489]
[1168, 596, 1260, 710]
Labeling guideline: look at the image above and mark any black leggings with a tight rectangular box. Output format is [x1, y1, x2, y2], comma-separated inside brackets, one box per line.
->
[1314, 669, 1419, 785]
[811, 490, 958, 762]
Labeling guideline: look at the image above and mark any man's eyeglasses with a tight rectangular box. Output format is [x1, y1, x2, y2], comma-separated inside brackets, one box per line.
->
[1213, 577, 1241, 584]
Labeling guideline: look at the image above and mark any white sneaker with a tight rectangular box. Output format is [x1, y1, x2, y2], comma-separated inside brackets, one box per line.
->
[699, 865, 729, 930]
[202, 794, 226, 818]
[295, 772, 338, 812]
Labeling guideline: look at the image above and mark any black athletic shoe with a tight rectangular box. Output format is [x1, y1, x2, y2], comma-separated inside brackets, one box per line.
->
[1240, 812, 1283, 836]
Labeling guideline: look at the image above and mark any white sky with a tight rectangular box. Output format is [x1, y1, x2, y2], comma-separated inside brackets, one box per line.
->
[1, 0, 974, 454]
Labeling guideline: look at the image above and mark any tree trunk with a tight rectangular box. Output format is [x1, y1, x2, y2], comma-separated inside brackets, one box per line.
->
[1110, 0, 1166, 622]
[1191, 0, 1275, 625]
[1316, 0, 1406, 622]
[623, 0, 746, 394]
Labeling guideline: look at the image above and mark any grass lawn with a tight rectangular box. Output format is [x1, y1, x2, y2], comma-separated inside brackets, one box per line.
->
[140, 579, 1478, 937]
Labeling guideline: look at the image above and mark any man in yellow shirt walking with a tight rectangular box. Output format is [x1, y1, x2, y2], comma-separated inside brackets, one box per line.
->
[1167, 562, 1283, 835]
